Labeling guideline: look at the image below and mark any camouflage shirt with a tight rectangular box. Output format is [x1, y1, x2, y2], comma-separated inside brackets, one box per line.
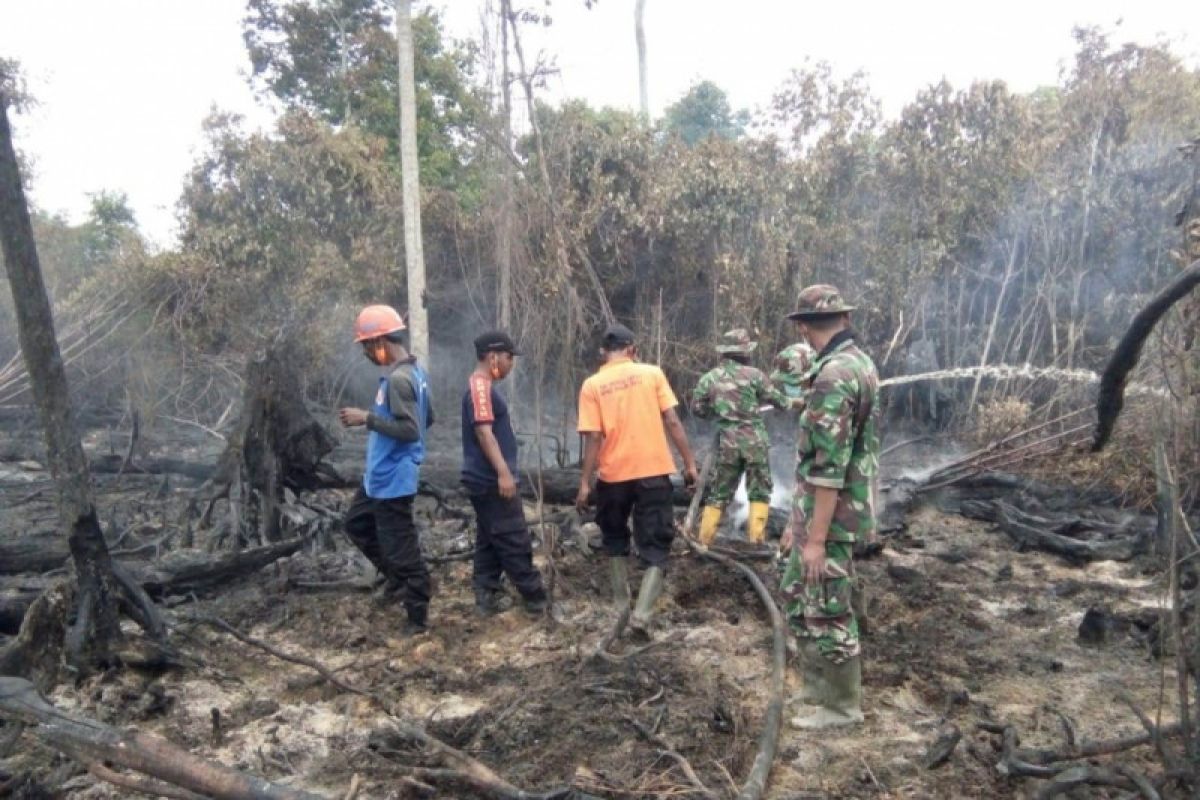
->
[692, 359, 789, 454]
[771, 341, 817, 401]
[792, 332, 880, 544]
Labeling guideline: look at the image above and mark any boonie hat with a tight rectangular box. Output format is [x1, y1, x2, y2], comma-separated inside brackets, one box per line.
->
[716, 328, 757, 354]
[786, 284, 857, 320]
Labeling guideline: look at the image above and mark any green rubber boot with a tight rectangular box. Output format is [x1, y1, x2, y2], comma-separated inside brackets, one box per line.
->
[789, 655, 864, 729]
[609, 557, 631, 611]
[790, 639, 828, 706]
[628, 566, 665, 637]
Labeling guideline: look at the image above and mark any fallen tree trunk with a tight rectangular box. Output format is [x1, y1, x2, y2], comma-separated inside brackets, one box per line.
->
[1093, 258, 1200, 452]
[0, 450, 218, 482]
[89, 454, 216, 482]
[125, 539, 308, 599]
[1, 541, 306, 632]
[0, 536, 68, 575]
[0, 676, 325, 800]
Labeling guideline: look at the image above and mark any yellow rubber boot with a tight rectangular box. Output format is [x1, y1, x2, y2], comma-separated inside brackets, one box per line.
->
[697, 506, 723, 548]
[747, 502, 770, 544]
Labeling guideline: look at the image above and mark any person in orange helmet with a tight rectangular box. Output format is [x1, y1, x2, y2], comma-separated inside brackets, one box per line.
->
[339, 305, 435, 636]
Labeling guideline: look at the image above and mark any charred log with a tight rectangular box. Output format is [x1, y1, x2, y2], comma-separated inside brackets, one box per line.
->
[0, 677, 324, 800]
[89, 454, 216, 482]
[0, 542, 305, 636]
[0, 535, 69, 575]
[133, 539, 307, 599]
[961, 499, 1139, 562]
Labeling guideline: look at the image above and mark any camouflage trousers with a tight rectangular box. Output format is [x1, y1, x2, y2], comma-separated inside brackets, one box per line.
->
[705, 453, 772, 507]
[780, 540, 860, 664]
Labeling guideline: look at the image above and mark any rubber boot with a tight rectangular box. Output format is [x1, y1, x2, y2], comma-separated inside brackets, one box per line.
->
[609, 557, 631, 612]
[475, 588, 512, 616]
[747, 502, 770, 545]
[790, 639, 828, 706]
[789, 655, 864, 729]
[522, 590, 549, 616]
[402, 606, 429, 637]
[697, 506, 723, 549]
[628, 566, 665, 638]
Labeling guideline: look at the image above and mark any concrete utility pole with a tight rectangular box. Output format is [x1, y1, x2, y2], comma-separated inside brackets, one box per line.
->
[397, 0, 428, 358]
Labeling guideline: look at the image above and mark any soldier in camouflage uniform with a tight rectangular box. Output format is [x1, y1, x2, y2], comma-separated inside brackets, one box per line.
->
[691, 329, 790, 546]
[778, 285, 880, 730]
[771, 339, 816, 406]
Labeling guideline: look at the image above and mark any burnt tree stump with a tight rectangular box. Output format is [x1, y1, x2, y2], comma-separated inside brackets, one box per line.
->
[204, 347, 335, 548]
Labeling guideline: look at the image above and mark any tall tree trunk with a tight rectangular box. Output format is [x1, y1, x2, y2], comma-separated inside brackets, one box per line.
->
[397, 0, 428, 359]
[635, 0, 649, 124]
[0, 90, 123, 672]
[497, 0, 515, 329]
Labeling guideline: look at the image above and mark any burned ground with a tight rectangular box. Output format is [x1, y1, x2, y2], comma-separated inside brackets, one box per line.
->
[0, 430, 1185, 800]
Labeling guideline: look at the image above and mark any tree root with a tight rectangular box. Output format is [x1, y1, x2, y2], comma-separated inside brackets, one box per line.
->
[1032, 765, 1160, 800]
[623, 715, 718, 799]
[979, 717, 1196, 798]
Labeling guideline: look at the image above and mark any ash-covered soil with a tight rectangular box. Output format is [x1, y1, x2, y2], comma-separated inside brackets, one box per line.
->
[1, 473, 1180, 799]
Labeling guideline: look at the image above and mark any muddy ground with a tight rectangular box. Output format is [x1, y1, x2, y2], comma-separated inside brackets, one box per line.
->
[0, 428, 1185, 799]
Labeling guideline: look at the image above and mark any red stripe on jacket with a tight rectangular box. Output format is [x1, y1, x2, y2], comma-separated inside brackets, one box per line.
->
[469, 373, 494, 424]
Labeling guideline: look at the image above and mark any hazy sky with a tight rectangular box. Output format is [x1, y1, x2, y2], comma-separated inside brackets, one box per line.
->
[2, 0, 1195, 246]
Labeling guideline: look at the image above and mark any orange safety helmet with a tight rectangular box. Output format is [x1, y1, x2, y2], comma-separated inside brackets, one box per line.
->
[353, 305, 406, 342]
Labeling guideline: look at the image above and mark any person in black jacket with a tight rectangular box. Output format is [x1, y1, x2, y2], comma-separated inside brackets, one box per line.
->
[461, 331, 548, 616]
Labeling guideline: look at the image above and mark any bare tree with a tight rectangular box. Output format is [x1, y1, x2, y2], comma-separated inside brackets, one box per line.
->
[0, 86, 162, 676]
[635, 0, 649, 124]
[397, 0, 428, 358]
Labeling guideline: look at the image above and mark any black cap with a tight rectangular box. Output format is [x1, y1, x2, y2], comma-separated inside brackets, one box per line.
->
[601, 323, 636, 349]
[474, 330, 519, 358]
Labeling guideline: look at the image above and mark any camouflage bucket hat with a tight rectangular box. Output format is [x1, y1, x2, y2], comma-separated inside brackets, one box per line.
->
[716, 328, 757, 354]
[786, 284, 857, 320]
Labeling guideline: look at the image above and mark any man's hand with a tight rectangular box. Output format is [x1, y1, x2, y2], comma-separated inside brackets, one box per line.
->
[339, 407, 368, 427]
[497, 469, 517, 500]
[575, 482, 591, 513]
[683, 464, 699, 492]
[790, 397, 806, 411]
[801, 539, 826, 586]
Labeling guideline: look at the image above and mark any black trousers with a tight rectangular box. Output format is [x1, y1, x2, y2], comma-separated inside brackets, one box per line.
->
[468, 489, 546, 601]
[344, 489, 431, 624]
[594, 475, 675, 568]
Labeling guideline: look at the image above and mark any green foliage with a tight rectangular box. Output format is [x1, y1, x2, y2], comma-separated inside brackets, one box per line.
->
[171, 110, 400, 355]
[661, 81, 748, 145]
[76, 20, 1197, 431]
[243, 0, 482, 189]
